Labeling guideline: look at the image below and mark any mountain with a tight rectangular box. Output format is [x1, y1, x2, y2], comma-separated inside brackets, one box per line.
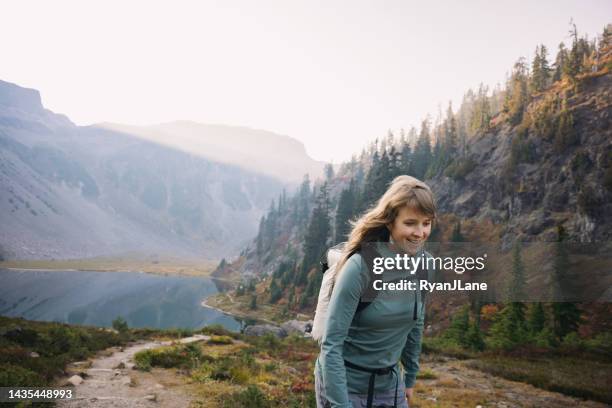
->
[99, 121, 324, 183]
[0, 80, 318, 260]
[215, 27, 612, 320]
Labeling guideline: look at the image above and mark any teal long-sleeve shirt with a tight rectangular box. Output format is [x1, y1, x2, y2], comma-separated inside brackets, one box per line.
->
[315, 245, 429, 408]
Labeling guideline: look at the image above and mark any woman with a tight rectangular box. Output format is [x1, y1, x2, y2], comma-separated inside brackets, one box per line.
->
[314, 175, 436, 408]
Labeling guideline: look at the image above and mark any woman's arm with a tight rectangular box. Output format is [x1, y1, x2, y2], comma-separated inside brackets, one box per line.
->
[319, 255, 367, 408]
[400, 307, 424, 389]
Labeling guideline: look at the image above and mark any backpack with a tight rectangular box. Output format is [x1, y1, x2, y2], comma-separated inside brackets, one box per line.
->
[310, 242, 433, 344]
[310, 242, 379, 344]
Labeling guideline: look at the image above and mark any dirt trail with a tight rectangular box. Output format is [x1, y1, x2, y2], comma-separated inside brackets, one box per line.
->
[55, 335, 209, 408]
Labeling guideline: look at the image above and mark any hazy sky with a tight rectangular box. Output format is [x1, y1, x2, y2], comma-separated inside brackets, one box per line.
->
[1, 1, 609, 162]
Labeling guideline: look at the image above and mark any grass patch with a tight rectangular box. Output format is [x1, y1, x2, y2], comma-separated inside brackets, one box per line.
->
[134, 342, 209, 371]
[416, 368, 438, 380]
[207, 335, 234, 345]
[466, 355, 612, 404]
[422, 337, 477, 360]
[0, 256, 216, 276]
[187, 331, 319, 407]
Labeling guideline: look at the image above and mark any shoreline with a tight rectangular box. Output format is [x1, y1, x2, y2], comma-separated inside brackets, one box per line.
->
[0, 262, 216, 278]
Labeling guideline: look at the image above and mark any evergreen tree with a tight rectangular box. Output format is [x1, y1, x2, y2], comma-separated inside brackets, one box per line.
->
[412, 118, 432, 179]
[334, 180, 356, 243]
[249, 295, 257, 310]
[302, 183, 331, 273]
[388, 145, 402, 179]
[552, 43, 569, 82]
[530, 44, 551, 92]
[297, 174, 311, 229]
[324, 163, 334, 181]
[379, 150, 392, 186]
[444, 102, 458, 159]
[488, 305, 521, 350]
[469, 83, 491, 134]
[551, 225, 582, 340]
[360, 151, 384, 210]
[269, 279, 282, 303]
[465, 319, 485, 351]
[527, 302, 546, 334]
[504, 58, 529, 125]
[399, 140, 413, 175]
[256, 216, 265, 255]
[493, 241, 528, 348]
[564, 20, 582, 81]
[508, 242, 527, 307]
[451, 221, 465, 242]
[445, 305, 470, 346]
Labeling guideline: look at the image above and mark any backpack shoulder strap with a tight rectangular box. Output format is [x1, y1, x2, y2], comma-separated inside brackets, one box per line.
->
[355, 245, 379, 313]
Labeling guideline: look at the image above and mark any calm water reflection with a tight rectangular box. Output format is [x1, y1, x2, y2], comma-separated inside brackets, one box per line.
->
[0, 269, 240, 331]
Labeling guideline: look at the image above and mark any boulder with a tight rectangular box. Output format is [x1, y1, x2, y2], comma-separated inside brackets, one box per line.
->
[66, 375, 83, 386]
[243, 324, 287, 338]
[281, 320, 313, 335]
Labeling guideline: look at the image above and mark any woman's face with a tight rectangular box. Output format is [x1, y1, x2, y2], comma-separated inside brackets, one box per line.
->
[388, 206, 433, 255]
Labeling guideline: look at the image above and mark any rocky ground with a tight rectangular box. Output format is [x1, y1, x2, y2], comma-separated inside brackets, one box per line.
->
[55, 335, 210, 408]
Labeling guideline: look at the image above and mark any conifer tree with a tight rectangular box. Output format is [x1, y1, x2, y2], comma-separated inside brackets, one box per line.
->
[469, 83, 491, 134]
[508, 242, 527, 312]
[324, 163, 334, 181]
[504, 58, 529, 125]
[297, 174, 311, 229]
[412, 118, 432, 179]
[400, 139, 413, 175]
[444, 102, 458, 159]
[302, 182, 331, 274]
[527, 302, 546, 334]
[465, 319, 485, 351]
[445, 305, 470, 346]
[551, 225, 582, 340]
[530, 44, 551, 92]
[269, 279, 282, 303]
[334, 180, 356, 243]
[564, 20, 582, 81]
[451, 221, 465, 242]
[552, 43, 569, 82]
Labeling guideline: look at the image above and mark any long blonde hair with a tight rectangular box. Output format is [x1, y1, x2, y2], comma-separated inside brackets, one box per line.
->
[336, 175, 436, 272]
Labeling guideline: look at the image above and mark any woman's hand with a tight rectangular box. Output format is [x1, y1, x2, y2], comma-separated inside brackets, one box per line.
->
[404, 387, 413, 404]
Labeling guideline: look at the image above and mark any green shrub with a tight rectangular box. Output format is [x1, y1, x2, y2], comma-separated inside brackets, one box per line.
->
[164, 328, 194, 338]
[200, 324, 239, 339]
[533, 327, 556, 348]
[112, 316, 129, 333]
[0, 363, 44, 387]
[584, 332, 612, 356]
[561, 332, 583, 349]
[444, 158, 477, 180]
[416, 369, 438, 380]
[221, 384, 270, 408]
[134, 343, 203, 371]
[207, 335, 233, 345]
[134, 350, 153, 371]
